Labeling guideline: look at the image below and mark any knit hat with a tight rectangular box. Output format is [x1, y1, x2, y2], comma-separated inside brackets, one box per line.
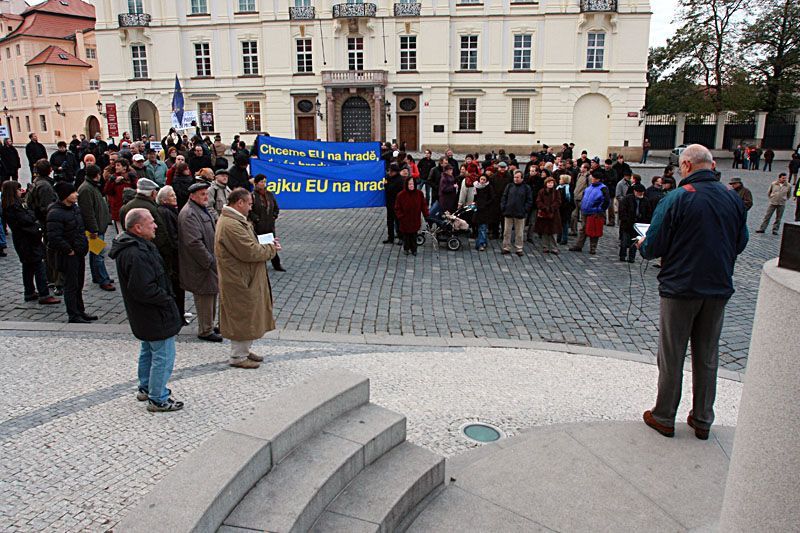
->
[55, 181, 76, 201]
[136, 178, 159, 193]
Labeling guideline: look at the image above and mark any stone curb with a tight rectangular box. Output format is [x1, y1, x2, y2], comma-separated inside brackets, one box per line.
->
[0, 321, 744, 383]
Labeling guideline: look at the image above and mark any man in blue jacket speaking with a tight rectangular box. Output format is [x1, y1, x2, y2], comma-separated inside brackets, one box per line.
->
[637, 144, 748, 440]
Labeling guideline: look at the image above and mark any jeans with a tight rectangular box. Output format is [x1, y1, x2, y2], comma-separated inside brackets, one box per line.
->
[89, 230, 112, 285]
[0, 209, 6, 248]
[640, 150, 649, 164]
[763, 161, 772, 172]
[475, 223, 488, 249]
[22, 261, 50, 298]
[558, 221, 569, 244]
[138, 336, 177, 403]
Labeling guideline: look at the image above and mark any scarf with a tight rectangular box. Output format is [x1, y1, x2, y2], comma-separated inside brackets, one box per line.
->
[474, 181, 488, 190]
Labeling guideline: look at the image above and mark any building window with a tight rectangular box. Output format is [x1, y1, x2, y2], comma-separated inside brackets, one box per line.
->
[39, 114, 47, 132]
[586, 31, 605, 70]
[242, 41, 259, 75]
[15, 116, 20, 132]
[15, 44, 20, 56]
[458, 0, 481, 4]
[244, 101, 261, 132]
[1, 81, 6, 100]
[460, 35, 478, 70]
[190, 0, 208, 14]
[131, 44, 148, 78]
[128, 0, 143, 13]
[198, 102, 215, 132]
[25, 115, 30, 132]
[86, 47, 97, 59]
[458, 98, 477, 130]
[89, 80, 100, 90]
[399, 35, 416, 71]
[19, 78, 25, 97]
[9, 79, 15, 99]
[238, 0, 256, 11]
[5, 48, 9, 59]
[194, 42, 211, 76]
[34, 75, 42, 95]
[513, 34, 532, 70]
[510, 98, 529, 131]
[347, 37, 363, 71]
[296, 38, 313, 73]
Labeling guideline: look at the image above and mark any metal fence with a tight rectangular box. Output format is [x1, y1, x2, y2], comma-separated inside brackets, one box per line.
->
[763, 112, 797, 150]
[682, 114, 716, 148]
[723, 111, 756, 150]
[644, 114, 676, 149]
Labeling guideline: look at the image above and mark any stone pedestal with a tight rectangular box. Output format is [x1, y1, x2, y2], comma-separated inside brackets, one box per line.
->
[718, 259, 800, 532]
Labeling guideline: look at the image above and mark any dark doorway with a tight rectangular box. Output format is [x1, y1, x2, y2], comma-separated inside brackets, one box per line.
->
[341, 96, 372, 142]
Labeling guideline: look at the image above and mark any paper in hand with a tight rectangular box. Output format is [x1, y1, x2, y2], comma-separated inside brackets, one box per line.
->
[257, 233, 275, 245]
[634, 224, 650, 238]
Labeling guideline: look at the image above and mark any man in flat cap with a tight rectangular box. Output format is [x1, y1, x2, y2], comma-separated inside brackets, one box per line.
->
[120, 178, 173, 277]
[728, 177, 753, 211]
[178, 181, 221, 342]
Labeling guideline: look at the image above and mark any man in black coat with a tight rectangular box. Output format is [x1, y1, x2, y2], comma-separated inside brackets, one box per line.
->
[427, 156, 448, 207]
[188, 143, 213, 175]
[109, 208, 184, 413]
[46, 182, 95, 323]
[0, 138, 21, 181]
[500, 170, 533, 256]
[383, 163, 403, 244]
[227, 154, 252, 191]
[618, 183, 653, 263]
[49, 141, 78, 183]
[25, 133, 47, 177]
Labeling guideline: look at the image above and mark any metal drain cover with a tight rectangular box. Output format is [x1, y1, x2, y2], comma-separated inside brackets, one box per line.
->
[462, 423, 502, 443]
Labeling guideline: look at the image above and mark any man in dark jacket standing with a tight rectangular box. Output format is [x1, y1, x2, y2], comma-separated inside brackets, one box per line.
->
[618, 183, 652, 263]
[49, 141, 77, 183]
[119, 178, 172, 271]
[47, 182, 96, 323]
[77, 165, 114, 291]
[383, 163, 403, 244]
[638, 144, 748, 440]
[227, 154, 252, 191]
[25, 133, 47, 177]
[500, 170, 533, 256]
[110, 208, 184, 413]
[1, 138, 21, 181]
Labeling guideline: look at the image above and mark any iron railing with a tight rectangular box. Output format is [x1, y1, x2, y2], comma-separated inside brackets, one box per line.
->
[332, 3, 377, 17]
[580, 0, 617, 12]
[289, 6, 316, 19]
[118, 13, 151, 27]
[322, 70, 388, 86]
[394, 2, 421, 16]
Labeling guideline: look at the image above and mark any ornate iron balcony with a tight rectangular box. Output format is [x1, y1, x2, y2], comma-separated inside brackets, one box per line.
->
[289, 6, 316, 19]
[394, 2, 421, 16]
[118, 13, 151, 27]
[580, 0, 617, 11]
[332, 3, 377, 18]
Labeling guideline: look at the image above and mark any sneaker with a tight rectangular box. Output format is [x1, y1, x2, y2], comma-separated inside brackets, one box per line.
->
[38, 296, 61, 305]
[147, 398, 184, 413]
[136, 388, 148, 401]
[230, 358, 260, 369]
[24, 292, 39, 302]
[247, 352, 264, 362]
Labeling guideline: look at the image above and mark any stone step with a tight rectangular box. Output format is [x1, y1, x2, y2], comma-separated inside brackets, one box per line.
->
[311, 441, 446, 533]
[222, 403, 406, 533]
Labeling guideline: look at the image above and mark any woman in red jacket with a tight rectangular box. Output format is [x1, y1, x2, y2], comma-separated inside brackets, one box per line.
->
[103, 158, 137, 227]
[394, 176, 429, 256]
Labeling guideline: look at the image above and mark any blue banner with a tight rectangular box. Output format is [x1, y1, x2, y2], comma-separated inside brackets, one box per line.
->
[255, 135, 381, 167]
[250, 159, 386, 210]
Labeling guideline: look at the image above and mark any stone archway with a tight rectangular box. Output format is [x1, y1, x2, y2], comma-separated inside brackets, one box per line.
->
[572, 93, 611, 159]
[130, 99, 160, 140]
[340, 96, 372, 142]
[86, 115, 101, 138]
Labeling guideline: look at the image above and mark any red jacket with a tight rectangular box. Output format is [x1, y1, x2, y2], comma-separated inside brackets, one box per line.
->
[394, 189, 429, 234]
[103, 174, 136, 221]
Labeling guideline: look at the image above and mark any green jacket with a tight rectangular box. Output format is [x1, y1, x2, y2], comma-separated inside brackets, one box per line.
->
[119, 194, 173, 272]
[77, 179, 111, 234]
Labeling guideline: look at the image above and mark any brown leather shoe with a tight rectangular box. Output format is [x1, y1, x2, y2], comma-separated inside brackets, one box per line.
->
[687, 415, 710, 440]
[229, 358, 260, 369]
[643, 410, 674, 437]
[247, 352, 264, 362]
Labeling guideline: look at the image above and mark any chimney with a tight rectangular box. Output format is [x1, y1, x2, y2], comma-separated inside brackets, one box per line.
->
[75, 30, 85, 60]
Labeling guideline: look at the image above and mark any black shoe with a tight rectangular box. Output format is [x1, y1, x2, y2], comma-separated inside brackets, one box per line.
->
[24, 292, 39, 302]
[569, 247, 582, 252]
[81, 314, 99, 321]
[755, 229, 765, 233]
[273, 265, 287, 272]
[619, 257, 626, 262]
[627, 258, 636, 263]
[68, 317, 91, 324]
[213, 326, 220, 334]
[147, 398, 184, 413]
[198, 333, 223, 342]
[382, 239, 393, 244]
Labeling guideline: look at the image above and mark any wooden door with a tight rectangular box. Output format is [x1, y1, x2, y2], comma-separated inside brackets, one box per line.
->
[296, 116, 316, 141]
[398, 115, 418, 151]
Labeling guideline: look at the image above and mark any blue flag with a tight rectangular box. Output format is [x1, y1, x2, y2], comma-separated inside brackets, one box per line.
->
[171, 76, 184, 128]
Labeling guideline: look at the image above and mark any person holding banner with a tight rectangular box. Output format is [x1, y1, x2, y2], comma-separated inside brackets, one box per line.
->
[395, 177, 429, 256]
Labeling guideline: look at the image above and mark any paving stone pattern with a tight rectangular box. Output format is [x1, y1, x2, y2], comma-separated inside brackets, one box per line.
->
[0, 162, 791, 370]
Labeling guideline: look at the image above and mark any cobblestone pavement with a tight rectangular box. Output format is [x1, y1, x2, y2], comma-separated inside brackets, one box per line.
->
[0, 161, 792, 370]
[0, 331, 744, 532]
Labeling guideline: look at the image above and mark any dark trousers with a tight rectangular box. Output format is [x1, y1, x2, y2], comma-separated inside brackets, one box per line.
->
[402, 232, 418, 253]
[62, 254, 86, 320]
[22, 260, 50, 298]
[795, 200, 800, 222]
[651, 297, 728, 431]
[619, 229, 637, 260]
[271, 253, 283, 269]
[386, 206, 397, 240]
[763, 160, 772, 172]
[171, 274, 185, 319]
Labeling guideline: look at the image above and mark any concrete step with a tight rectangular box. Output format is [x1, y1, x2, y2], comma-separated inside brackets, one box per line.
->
[222, 404, 406, 533]
[311, 441, 446, 533]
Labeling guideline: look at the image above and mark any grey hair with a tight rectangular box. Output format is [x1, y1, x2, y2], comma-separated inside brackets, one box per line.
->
[125, 208, 152, 229]
[680, 144, 713, 167]
[156, 185, 175, 205]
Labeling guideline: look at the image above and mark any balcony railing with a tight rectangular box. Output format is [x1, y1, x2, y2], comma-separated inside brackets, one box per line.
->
[394, 2, 421, 16]
[118, 13, 151, 27]
[322, 70, 388, 86]
[580, 0, 617, 11]
[332, 3, 377, 17]
[289, 6, 316, 19]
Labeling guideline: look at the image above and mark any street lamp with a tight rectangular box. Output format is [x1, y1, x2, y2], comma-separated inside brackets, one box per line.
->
[315, 98, 324, 121]
[2, 106, 9, 119]
[384, 99, 391, 122]
[54, 102, 65, 116]
[96, 99, 107, 117]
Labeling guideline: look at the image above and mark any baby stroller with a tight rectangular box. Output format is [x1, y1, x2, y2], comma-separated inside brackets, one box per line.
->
[418, 204, 475, 251]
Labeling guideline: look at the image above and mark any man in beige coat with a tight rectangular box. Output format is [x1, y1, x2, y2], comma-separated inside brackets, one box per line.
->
[214, 188, 281, 368]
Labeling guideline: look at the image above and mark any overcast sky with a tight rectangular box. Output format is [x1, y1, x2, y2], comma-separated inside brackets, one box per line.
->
[650, 0, 679, 48]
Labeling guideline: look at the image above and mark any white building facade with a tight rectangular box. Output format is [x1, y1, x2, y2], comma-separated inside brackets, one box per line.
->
[92, 0, 650, 158]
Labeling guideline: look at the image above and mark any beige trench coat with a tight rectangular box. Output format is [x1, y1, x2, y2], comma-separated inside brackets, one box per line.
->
[214, 206, 277, 341]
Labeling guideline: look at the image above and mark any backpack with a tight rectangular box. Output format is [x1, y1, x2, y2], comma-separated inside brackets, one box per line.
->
[27, 180, 52, 223]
